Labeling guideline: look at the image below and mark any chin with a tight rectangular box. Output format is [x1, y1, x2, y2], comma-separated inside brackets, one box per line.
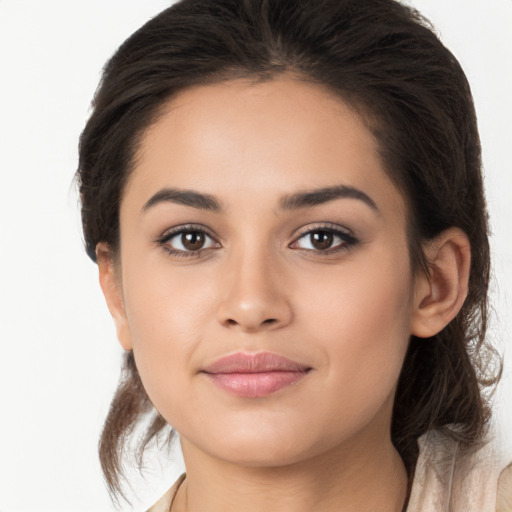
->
[200, 427, 334, 468]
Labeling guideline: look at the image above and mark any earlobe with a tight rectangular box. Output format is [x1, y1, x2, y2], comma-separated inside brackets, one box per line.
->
[96, 243, 133, 351]
[411, 228, 471, 338]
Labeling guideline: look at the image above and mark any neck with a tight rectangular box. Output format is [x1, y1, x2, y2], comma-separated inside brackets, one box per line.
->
[173, 430, 408, 512]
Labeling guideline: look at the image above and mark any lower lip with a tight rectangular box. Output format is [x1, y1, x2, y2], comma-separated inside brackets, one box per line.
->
[204, 370, 310, 398]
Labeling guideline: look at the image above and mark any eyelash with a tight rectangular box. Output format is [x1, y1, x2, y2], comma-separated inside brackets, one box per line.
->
[156, 223, 358, 258]
[291, 223, 359, 254]
[156, 224, 219, 258]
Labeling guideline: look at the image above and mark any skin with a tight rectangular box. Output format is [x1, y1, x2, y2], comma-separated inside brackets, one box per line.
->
[98, 76, 471, 512]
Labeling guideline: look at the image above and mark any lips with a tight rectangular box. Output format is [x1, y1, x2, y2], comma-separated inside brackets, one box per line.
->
[201, 352, 312, 398]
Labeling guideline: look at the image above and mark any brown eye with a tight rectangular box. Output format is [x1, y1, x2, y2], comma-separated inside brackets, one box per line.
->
[292, 227, 357, 253]
[159, 227, 219, 255]
[181, 231, 205, 251]
[310, 231, 333, 250]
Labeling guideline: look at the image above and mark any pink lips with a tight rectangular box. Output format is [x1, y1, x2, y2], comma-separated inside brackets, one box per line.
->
[201, 352, 312, 398]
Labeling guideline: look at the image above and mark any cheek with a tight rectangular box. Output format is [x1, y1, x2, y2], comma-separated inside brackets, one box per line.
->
[123, 250, 218, 334]
[297, 251, 413, 400]
[120, 259, 218, 409]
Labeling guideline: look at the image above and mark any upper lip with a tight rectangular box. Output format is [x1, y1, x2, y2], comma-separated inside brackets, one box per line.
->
[202, 352, 312, 374]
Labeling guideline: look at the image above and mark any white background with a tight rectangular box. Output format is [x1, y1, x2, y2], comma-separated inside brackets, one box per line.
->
[0, 1, 510, 510]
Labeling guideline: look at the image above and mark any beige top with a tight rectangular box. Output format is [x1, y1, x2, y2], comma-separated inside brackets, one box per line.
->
[407, 430, 511, 512]
[147, 432, 512, 512]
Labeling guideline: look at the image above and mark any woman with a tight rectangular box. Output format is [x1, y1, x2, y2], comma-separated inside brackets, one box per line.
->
[76, 0, 511, 510]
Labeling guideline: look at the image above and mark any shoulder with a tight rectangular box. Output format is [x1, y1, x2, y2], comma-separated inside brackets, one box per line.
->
[146, 473, 186, 512]
[408, 430, 510, 512]
[497, 464, 512, 512]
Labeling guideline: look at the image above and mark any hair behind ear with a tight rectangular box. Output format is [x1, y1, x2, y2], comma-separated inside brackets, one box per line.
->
[98, 351, 175, 506]
[392, 227, 501, 474]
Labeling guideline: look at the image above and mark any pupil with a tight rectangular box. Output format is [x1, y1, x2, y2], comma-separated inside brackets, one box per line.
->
[182, 232, 205, 250]
[311, 231, 333, 250]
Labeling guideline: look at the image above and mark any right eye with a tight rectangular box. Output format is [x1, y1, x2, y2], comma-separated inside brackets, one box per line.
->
[157, 226, 220, 257]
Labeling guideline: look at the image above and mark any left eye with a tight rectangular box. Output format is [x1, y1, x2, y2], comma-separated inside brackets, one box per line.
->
[293, 229, 354, 251]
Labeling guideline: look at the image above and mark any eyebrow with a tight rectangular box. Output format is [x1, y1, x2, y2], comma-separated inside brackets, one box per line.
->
[142, 188, 222, 212]
[141, 184, 378, 214]
[279, 185, 379, 213]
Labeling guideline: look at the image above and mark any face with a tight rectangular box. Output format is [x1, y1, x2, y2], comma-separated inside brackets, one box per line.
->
[108, 77, 419, 467]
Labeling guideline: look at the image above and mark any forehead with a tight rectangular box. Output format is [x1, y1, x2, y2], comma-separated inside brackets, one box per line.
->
[124, 77, 405, 220]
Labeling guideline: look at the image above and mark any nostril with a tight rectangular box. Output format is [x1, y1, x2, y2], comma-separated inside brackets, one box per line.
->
[224, 317, 278, 328]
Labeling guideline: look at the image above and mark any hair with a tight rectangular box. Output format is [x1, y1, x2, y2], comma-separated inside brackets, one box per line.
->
[76, 0, 502, 504]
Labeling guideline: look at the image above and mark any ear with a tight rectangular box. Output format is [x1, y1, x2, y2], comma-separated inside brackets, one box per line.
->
[96, 242, 133, 350]
[411, 227, 471, 338]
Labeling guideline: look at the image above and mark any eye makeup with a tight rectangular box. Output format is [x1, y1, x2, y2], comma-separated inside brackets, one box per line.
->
[155, 221, 359, 259]
[289, 222, 359, 255]
[155, 223, 221, 258]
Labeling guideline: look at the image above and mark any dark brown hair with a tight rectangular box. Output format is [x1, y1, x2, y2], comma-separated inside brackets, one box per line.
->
[76, 0, 501, 504]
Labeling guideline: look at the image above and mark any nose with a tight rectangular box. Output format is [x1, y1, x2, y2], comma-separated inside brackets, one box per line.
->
[216, 247, 293, 333]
